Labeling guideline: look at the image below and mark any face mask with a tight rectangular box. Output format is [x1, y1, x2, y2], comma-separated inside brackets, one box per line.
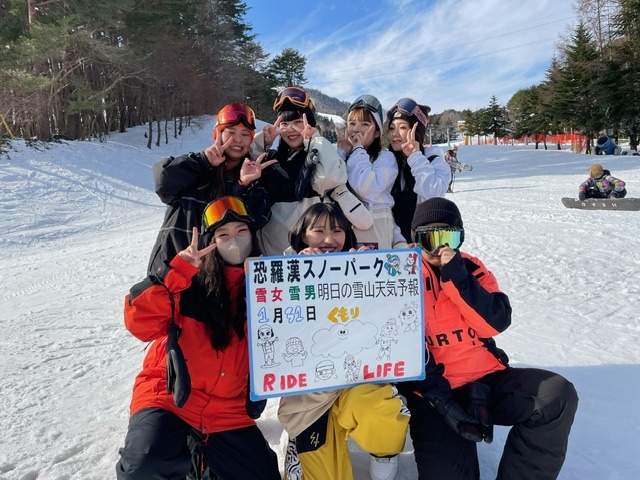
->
[216, 235, 252, 265]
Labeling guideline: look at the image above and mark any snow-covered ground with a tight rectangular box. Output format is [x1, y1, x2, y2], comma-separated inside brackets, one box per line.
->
[1, 117, 639, 480]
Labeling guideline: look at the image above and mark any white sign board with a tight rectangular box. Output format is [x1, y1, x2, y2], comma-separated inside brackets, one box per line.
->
[246, 248, 426, 400]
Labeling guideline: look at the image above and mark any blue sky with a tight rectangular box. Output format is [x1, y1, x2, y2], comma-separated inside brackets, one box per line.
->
[245, 0, 578, 113]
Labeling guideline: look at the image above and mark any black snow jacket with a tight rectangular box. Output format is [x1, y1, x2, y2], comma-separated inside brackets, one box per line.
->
[147, 152, 270, 275]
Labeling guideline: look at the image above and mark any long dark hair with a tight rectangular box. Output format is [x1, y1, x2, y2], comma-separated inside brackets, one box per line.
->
[197, 159, 243, 199]
[289, 202, 357, 253]
[191, 227, 261, 351]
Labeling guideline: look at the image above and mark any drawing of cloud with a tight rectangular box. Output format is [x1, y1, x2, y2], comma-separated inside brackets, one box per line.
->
[311, 320, 378, 358]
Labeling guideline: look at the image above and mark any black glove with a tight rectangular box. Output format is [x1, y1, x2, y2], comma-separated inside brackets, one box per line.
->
[166, 322, 191, 408]
[429, 397, 483, 442]
[467, 382, 493, 444]
[609, 190, 622, 198]
[578, 192, 586, 201]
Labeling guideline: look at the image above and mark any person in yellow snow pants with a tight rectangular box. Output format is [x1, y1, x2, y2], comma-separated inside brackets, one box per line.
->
[281, 383, 410, 480]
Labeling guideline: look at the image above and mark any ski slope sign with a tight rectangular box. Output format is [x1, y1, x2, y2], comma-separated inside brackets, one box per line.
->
[245, 248, 426, 400]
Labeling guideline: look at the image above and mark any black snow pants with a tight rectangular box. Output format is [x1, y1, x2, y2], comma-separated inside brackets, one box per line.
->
[405, 367, 578, 480]
[115, 407, 281, 480]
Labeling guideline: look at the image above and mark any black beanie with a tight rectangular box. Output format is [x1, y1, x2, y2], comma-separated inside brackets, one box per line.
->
[276, 98, 317, 127]
[411, 197, 463, 231]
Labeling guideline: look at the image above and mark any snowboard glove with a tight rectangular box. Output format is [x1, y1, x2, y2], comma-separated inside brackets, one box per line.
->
[578, 192, 586, 201]
[295, 148, 320, 201]
[429, 397, 484, 442]
[609, 190, 622, 198]
[166, 322, 191, 408]
[467, 382, 494, 444]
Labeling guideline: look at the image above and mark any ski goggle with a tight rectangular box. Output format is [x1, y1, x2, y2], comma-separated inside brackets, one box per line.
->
[414, 226, 464, 254]
[388, 97, 429, 127]
[273, 86, 314, 111]
[348, 95, 384, 126]
[216, 103, 256, 130]
[202, 196, 252, 232]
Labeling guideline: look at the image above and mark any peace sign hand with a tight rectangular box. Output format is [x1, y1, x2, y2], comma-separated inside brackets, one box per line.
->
[291, 113, 317, 140]
[239, 153, 278, 185]
[205, 133, 234, 167]
[177, 227, 217, 268]
[263, 116, 282, 146]
[336, 125, 352, 155]
[401, 123, 420, 156]
[349, 124, 375, 150]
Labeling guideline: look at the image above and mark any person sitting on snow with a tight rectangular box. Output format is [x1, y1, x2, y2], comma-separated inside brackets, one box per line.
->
[578, 164, 627, 200]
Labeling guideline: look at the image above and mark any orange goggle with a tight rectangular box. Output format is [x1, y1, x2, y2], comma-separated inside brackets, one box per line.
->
[216, 103, 256, 130]
[273, 86, 314, 112]
[202, 196, 252, 232]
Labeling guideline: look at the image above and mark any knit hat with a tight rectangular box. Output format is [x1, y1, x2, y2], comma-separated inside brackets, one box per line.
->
[411, 197, 463, 231]
[589, 164, 604, 178]
[387, 98, 431, 144]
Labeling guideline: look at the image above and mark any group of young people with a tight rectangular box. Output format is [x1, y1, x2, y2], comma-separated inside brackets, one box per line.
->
[115, 86, 579, 480]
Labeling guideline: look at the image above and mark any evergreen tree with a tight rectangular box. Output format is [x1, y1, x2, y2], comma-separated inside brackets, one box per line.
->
[266, 48, 307, 88]
[483, 96, 510, 144]
[608, 0, 640, 149]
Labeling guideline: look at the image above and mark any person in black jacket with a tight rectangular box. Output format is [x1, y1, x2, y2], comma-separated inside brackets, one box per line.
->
[147, 103, 276, 276]
[398, 198, 578, 480]
[386, 98, 450, 242]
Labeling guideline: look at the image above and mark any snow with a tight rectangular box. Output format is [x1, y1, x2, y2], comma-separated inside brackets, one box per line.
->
[1, 118, 639, 480]
[316, 112, 346, 126]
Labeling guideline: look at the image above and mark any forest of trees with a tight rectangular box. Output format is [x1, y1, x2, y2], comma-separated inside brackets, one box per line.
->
[463, 0, 640, 151]
[1, 0, 639, 151]
[0, 0, 309, 144]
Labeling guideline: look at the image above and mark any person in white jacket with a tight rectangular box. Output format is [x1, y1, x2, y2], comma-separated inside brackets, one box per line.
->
[251, 87, 373, 256]
[386, 98, 451, 242]
[338, 94, 407, 250]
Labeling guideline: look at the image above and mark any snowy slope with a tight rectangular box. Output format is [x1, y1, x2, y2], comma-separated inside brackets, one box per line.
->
[1, 119, 639, 480]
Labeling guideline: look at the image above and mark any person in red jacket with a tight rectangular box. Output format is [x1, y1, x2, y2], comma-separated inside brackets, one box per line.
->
[399, 197, 578, 480]
[116, 196, 280, 480]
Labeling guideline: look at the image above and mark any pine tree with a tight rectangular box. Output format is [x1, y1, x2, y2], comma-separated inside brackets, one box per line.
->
[555, 23, 603, 141]
[482, 96, 510, 144]
[266, 48, 307, 88]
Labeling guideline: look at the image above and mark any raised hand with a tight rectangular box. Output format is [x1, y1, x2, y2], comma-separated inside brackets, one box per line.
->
[336, 125, 352, 154]
[401, 122, 420, 156]
[239, 153, 278, 186]
[205, 133, 234, 167]
[349, 124, 375, 150]
[177, 227, 217, 268]
[437, 246, 457, 265]
[263, 116, 282, 146]
[291, 113, 317, 140]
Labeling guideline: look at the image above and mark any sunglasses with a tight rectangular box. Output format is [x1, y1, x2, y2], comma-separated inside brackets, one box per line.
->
[202, 196, 251, 232]
[217, 103, 256, 130]
[348, 95, 384, 125]
[388, 97, 429, 127]
[414, 226, 464, 254]
[273, 86, 314, 111]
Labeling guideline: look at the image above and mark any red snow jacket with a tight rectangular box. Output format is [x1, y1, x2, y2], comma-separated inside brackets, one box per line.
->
[124, 255, 254, 434]
[421, 251, 511, 389]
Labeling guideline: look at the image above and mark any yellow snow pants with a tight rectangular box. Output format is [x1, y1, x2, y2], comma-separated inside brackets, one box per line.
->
[287, 383, 410, 480]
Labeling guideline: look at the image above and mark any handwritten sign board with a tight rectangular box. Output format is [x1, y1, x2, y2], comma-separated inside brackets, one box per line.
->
[246, 248, 426, 400]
